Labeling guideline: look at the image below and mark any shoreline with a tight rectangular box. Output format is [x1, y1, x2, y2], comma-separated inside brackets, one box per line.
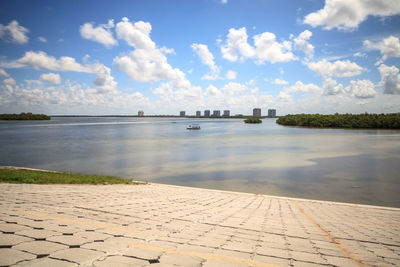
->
[2, 165, 399, 211]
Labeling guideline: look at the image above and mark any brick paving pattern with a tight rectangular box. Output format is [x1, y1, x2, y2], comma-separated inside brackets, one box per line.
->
[0, 183, 399, 266]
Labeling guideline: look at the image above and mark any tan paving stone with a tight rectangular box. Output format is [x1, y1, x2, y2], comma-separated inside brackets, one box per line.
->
[202, 258, 249, 267]
[0, 248, 36, 266]
[0, 223, 31, 233]
[1, 183, 400, 266]
[46, 235, 90, 247]
[93, 255, 149, 266]
[14, 257, 78, 267]
[15, 229, 60, 240]
[324, 255, 360, 267]
[0, 233, 32, 247]
[290, 250, 327, 265]
[13, 240, 68, 255]
[159, 253, 203, 267]
[256, 246, 290, 259]
[82, 237, 140, 253]
[50, 247, 105, 264]
[253, 254, 291, 267]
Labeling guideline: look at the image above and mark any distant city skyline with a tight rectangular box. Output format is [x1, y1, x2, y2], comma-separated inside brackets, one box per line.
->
[0, 0, 399, 115]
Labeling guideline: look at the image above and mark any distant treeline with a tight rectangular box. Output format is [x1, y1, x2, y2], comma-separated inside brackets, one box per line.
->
[0, 113, 51, 120]
[276, 113, 400, 129]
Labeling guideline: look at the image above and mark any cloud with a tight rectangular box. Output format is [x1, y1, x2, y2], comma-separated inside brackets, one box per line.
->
[378, 64, 400, 94]
[307, 59, 364, 77]
[293, 30, 314, 57]
[0, 20, 29, 44]
[191, 43, 220, 80]
[0, 80, 149, 114]
[221, 0, 228, 4]
[114, 17, 182, 82]
[364, 35, 400, 65]
[80, 19, 117, 48]
[3, 77, 16, 86]
[18, 51, 117, 94]
[254, 32, 295, 64]
[220, 27, 296, 64]
[222, 82, 248, 96]
[40, 73, 61, 84]
[345, 79, 376, 98]
[353, 52, 367, 58]
[322, 77, 344, 95]
[303, 0, 400, 31]
[285, 81, 321, 93]
[221, 27, 255, 62]
[205, 85, 222, 96]
[0, 68, 9, 77]
[274, 78, 289, 85]
[38, 37, 47, 43]
[226, 70, 237, 80]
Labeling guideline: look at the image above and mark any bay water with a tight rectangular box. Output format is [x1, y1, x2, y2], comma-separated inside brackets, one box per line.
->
[1, 117, 399, 207]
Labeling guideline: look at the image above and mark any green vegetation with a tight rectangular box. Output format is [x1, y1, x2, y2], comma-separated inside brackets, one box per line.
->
[0, 168, 142, 184]
[244, 117, 262, 124]
[0, 113, 50, 120]
[276, 113, 400, 129]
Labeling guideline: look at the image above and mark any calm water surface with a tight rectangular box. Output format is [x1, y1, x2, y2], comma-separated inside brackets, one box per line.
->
[1, 117, 399, 207]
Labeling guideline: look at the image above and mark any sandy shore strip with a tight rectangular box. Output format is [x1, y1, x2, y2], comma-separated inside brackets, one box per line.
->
[0, 182, 399, 266]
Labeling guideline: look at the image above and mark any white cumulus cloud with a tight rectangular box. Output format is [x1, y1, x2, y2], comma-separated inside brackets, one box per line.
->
[345, 79, 376, 98]
[221, 27, 255, 62]
[114, 17, 182, 83]
[18, 51, 117, 94]
[293, 30, 314, 57]
[285, 81, 321, 93]
[0, 20, 29, 44]
[307, 59, 364, 77]
[80, 19, 117, 48]
[364, 36, 400, 65]
[303, 0, 400, 31]
[40, 73, 61, 84]
[226, 70, 237, 80]
[274, 78, 289, 85]
[0, 68, 9, 77]
[378, 64, 400, 94]
[191, 43, 220, 80]
[322, 77, 344, 95]
[220, 27, 296, 64]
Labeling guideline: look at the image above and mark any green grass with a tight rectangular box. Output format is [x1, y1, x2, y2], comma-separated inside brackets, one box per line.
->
[0, 168, 143, 185]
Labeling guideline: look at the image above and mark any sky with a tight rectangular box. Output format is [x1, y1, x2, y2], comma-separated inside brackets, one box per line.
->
[0, 0, 399, 116]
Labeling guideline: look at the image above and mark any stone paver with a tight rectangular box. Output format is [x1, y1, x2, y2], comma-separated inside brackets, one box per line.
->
[0, 182, 399, 266]
[50, 247, 105, 264]
[93, 255, 149, 266]
[13, 240, 68, 256]
[0, 248, 35, 266]
[0, 233, 32, 247]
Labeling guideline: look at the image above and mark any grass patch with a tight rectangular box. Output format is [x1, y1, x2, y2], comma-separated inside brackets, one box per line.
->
[0, 168, 142, 185]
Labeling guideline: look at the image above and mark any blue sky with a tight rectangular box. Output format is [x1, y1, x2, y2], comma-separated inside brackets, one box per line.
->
[0, 0, 399, 115]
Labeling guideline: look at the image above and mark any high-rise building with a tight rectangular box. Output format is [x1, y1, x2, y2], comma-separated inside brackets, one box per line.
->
[268, 109, 276, 118]
[180, 111, 186, 117]
[138, 110, 144, 117]
[253, 108, 261, 117]
[223, 110, 230, 117]
[196, 111, 201, 117]
[213, 110, 221, 117]
[204, 110, 210, 117]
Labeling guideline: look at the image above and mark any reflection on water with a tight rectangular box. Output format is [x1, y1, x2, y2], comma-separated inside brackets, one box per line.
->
[1, 117, 399, 207]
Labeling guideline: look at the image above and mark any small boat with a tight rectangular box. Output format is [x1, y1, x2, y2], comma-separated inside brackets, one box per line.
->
[187, 124, 200, 130]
